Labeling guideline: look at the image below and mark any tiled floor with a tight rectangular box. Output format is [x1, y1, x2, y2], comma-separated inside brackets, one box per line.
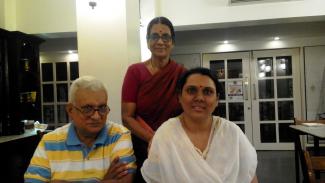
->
[256, 151, 298, 183]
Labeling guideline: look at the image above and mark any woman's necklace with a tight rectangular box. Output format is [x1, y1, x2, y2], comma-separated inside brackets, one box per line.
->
[149, 58, 159, 74]
[180, 115, 215, 160]
[150, 58, 170, 71]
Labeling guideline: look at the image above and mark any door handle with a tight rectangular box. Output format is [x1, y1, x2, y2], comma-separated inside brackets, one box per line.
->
[253, 83, 257, 100]
[244, 77, 249, 100]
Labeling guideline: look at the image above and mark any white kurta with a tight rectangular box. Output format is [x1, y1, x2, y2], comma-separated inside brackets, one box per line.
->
[141, 116, 257, 183]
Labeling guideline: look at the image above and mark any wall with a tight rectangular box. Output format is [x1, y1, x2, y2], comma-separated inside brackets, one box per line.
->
[304, 46, 325, 120]
[1, 0, 76, 33]
[40, 37, 77, 52]
[158, 0, 325, 30]
[76, 0, 141, 123]
[0, 0, 4, 28]
[1, 0, 16, 30]
[16, 0, 76, 34]
[172, 21, 325, 54]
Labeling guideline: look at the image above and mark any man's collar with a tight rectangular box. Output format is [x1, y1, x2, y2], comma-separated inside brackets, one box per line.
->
[66, 123, 107, 146]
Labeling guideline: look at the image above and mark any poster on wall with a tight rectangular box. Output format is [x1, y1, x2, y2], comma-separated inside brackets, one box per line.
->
[227, 81, 243, 100]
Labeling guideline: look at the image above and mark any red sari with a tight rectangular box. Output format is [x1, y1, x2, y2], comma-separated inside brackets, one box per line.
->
[136, 60, 185, 130]
[122, 60, 185, 182]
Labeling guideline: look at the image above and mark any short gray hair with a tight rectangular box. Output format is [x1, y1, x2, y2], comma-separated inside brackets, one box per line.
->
[69, 75, 107, 104]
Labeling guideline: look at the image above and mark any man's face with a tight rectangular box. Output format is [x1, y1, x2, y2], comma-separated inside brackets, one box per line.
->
[66, 88, 108, 137]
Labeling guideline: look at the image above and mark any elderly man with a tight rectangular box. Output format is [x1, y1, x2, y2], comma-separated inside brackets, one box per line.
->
[25, 76, 136, 183]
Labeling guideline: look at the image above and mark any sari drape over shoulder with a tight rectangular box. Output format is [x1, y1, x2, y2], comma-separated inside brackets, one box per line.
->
[136, 60, 185, 130]
[141, 116, 258, 183]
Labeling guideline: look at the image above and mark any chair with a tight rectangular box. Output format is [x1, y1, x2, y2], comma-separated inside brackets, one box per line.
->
[304, 150, 325, 183]
[36, 130, 51, 140]
[293, 118, 325, 182]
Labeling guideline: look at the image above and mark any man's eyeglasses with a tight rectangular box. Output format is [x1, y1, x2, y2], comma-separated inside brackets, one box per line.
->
[147, 33, 172, 43]
[73, 105, 110, 117]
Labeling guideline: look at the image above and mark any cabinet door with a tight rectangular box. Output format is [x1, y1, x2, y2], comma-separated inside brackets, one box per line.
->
[5, 31, 44, 134]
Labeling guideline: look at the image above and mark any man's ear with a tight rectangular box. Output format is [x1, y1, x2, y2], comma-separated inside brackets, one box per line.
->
[66, 103, 73, 114]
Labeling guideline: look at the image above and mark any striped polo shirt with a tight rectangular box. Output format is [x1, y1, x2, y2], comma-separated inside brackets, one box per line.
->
[24, 121, 136, 183]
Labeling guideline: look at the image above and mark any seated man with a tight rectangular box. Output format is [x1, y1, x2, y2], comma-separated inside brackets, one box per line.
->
[25, 76, 136, 183]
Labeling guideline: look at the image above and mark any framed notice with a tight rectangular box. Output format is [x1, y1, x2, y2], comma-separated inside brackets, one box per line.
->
[227, 81, 243, 100]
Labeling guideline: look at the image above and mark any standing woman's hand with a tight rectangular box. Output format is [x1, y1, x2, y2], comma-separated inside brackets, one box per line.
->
[122, 102, 154, 142]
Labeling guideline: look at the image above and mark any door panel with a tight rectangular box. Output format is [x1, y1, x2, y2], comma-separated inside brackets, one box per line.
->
[203, 48, 301, 150]
[251, 48, 300, 150]
[203, 51, 253, 142]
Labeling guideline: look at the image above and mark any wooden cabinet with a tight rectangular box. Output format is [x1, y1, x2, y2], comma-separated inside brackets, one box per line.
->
[0, 28, 44, 135]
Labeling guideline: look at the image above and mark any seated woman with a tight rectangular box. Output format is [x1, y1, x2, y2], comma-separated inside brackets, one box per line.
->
[141, 67, 258, 183]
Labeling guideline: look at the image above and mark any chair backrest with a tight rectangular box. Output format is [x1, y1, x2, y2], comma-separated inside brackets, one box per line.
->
[304, 150, 325, 183]
[294, 118, 325, 125]
[36, 130, 47, 140]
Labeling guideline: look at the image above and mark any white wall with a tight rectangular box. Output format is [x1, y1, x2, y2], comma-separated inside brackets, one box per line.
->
[158, 0, 325, 30]
[1, 0, 16, 30]
[304, 46, 325, 120]
[76, 0, 141, 123]
[1, 0, 76, 33]
[172, 21, 325, 54]
[0, 0, 4, 28]
[173, 36, 325, 54]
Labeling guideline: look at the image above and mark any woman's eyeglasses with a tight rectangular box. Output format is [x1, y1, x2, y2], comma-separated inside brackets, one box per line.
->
[147, 33, 172, 42]
[73, 105, 110, 117]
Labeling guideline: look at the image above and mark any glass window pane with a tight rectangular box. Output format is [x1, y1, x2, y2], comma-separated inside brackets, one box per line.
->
[43, 105, 54, 124]
[276, 56, 292, 76]
[258, 79, 274, 99]
[213, 102, 226, 118]
[279, 123, 294, 142]
[277, 79, 293, 98]
[229, 102, 244, 121]
[257, 57, 273, 78]
[210, 60, 225, 79]
[278, 101, 294, 120]
[57, 105, 69, 123]
[219, 82, 225, 100]
[236, 123, 245, 133]
[259, 102, 275, 121]
[56, 62, 67, 81]
[260, 123, 276, 142]
[57, 84, 68, 102]
[41, 63, 53, 82]
[70, 62, 79, 80]
[42, 84, 54, 102]
[227, 59, 242, 78]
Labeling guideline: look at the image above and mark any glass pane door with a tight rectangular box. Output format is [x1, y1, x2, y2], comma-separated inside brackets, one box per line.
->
[203, 52, 253, 142]
[203, 49, 301, 150]
[251, 48, 301, 150]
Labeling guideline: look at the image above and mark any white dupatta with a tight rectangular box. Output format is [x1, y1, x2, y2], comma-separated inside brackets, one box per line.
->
[141, 116, 257, 183]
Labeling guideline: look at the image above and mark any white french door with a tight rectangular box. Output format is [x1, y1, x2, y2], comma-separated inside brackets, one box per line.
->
[203, 48, 301, 150]
[203, 51, 253, 142]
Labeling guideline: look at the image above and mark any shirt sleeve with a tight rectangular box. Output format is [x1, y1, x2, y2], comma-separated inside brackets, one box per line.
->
[122, 64, 141, 103]
[24, 138, 51, 183]
[111, 131, 137, 173]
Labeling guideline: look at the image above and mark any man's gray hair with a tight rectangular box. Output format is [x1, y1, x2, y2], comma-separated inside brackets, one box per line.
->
[69, 75, 107, 104]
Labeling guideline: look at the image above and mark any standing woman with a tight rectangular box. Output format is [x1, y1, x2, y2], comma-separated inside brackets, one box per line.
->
[121, 16, 185, 182]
